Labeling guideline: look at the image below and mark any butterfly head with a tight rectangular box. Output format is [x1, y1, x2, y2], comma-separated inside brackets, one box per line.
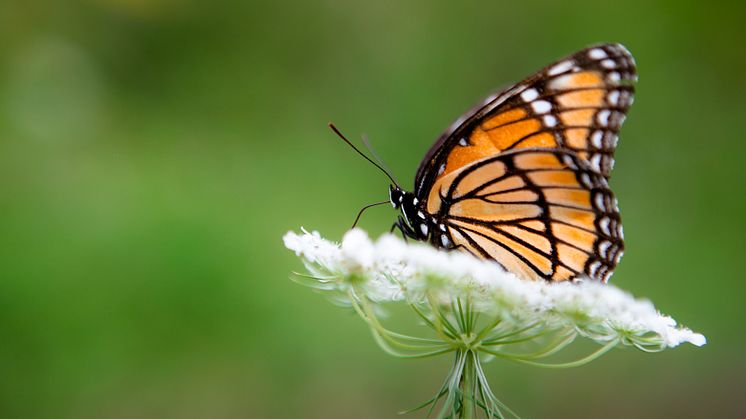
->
[389, 185, 405, 209]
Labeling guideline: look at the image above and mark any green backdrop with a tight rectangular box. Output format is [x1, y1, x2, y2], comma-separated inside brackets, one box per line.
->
[1, 0, 743, 417]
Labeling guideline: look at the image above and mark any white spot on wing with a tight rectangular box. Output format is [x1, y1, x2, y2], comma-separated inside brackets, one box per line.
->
[599, 217, 611, 236]
[588, 48, 607, 60]
[562, 154, 578, 170]
[543, 114, 557, 127]
[607, 72, 621, 83]
[609, 134, 619, 148]
[617, 91, 629, 107]
[520, 88, 539, 102]
[594, 192, 605, 211]
[548, 74, 572, 90]
[601, 59, 617, 69]
[602, 270, 612, 282]
[459, 138, 468, 146]
[599, 241, 612, 258]
[607, 91, 620, 106]
[420, 224, 428, 236]
[548, 60, 574, 76]
[441, 234, 451, 248]
[417, 211, 426, 219]
[588, 260, 602, 276]
[591, 130, 604, 149]
[597, 110, 610, 127]
[590, 153, 603, 171]
[531, 100, 552, 114]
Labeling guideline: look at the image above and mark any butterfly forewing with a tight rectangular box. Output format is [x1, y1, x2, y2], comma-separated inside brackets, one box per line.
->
[433, 148, 623, 282]
[415, 43, 636, 197]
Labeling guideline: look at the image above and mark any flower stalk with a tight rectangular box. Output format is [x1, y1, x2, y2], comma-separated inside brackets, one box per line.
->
[284, 229, 705, 417]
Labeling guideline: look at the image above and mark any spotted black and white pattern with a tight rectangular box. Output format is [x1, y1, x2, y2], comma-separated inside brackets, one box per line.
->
[507, 43, 636, 178]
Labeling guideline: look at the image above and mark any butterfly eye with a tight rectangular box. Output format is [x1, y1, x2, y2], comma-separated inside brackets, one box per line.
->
[389, 185, 403, 209]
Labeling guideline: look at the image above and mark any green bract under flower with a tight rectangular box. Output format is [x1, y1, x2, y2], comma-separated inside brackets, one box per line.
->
[284, 228, 704, 350]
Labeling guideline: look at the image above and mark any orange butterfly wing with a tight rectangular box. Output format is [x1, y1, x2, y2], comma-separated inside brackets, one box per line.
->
[432, 148, 623, 282]
[415, 43, 636, 199]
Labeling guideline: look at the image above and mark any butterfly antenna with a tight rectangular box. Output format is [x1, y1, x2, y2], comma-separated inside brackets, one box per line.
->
[329, 123, 400, 188]
[361, 133, 400, 187]
[351, 200, 389, 229]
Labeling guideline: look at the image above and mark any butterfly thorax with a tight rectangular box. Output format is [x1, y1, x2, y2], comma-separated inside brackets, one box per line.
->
[389, 185, 454, 249]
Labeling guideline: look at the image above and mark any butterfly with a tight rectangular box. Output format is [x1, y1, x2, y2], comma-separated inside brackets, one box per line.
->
[336, 43, 635, 282]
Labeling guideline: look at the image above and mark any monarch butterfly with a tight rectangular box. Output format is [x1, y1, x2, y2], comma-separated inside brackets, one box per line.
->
[333, 43, 635, 282]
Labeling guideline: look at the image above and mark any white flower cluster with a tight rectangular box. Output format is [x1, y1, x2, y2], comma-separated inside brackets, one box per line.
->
[284, 228, 705, 349]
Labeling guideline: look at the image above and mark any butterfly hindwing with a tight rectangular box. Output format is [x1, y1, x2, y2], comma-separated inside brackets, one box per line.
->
[430, 148, 623, 282]
[415, 43, 636, 197]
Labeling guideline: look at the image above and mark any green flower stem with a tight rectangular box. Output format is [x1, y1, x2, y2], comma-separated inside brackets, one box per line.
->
[460, 350, 476, 419]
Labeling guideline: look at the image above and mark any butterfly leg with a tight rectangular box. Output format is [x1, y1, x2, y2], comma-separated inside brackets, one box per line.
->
[390, 221, 406, 242]
[394, 216, 419, 242]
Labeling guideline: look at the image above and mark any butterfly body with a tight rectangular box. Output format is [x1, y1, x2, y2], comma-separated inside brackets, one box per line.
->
[387, 43, 635, 283]
[389, 185, 455, 249]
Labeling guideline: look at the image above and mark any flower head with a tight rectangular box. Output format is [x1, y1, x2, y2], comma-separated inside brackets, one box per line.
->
[285, 228, 704, 349]
[284, 228, 705, 418]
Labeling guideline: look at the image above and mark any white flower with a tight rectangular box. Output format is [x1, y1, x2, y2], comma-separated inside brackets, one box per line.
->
[285, 228, 706, 418]
[284, 228, 705, 349]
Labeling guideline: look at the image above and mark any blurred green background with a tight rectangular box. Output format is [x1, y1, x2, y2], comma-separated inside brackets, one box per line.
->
[1, 0, 744, 417]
